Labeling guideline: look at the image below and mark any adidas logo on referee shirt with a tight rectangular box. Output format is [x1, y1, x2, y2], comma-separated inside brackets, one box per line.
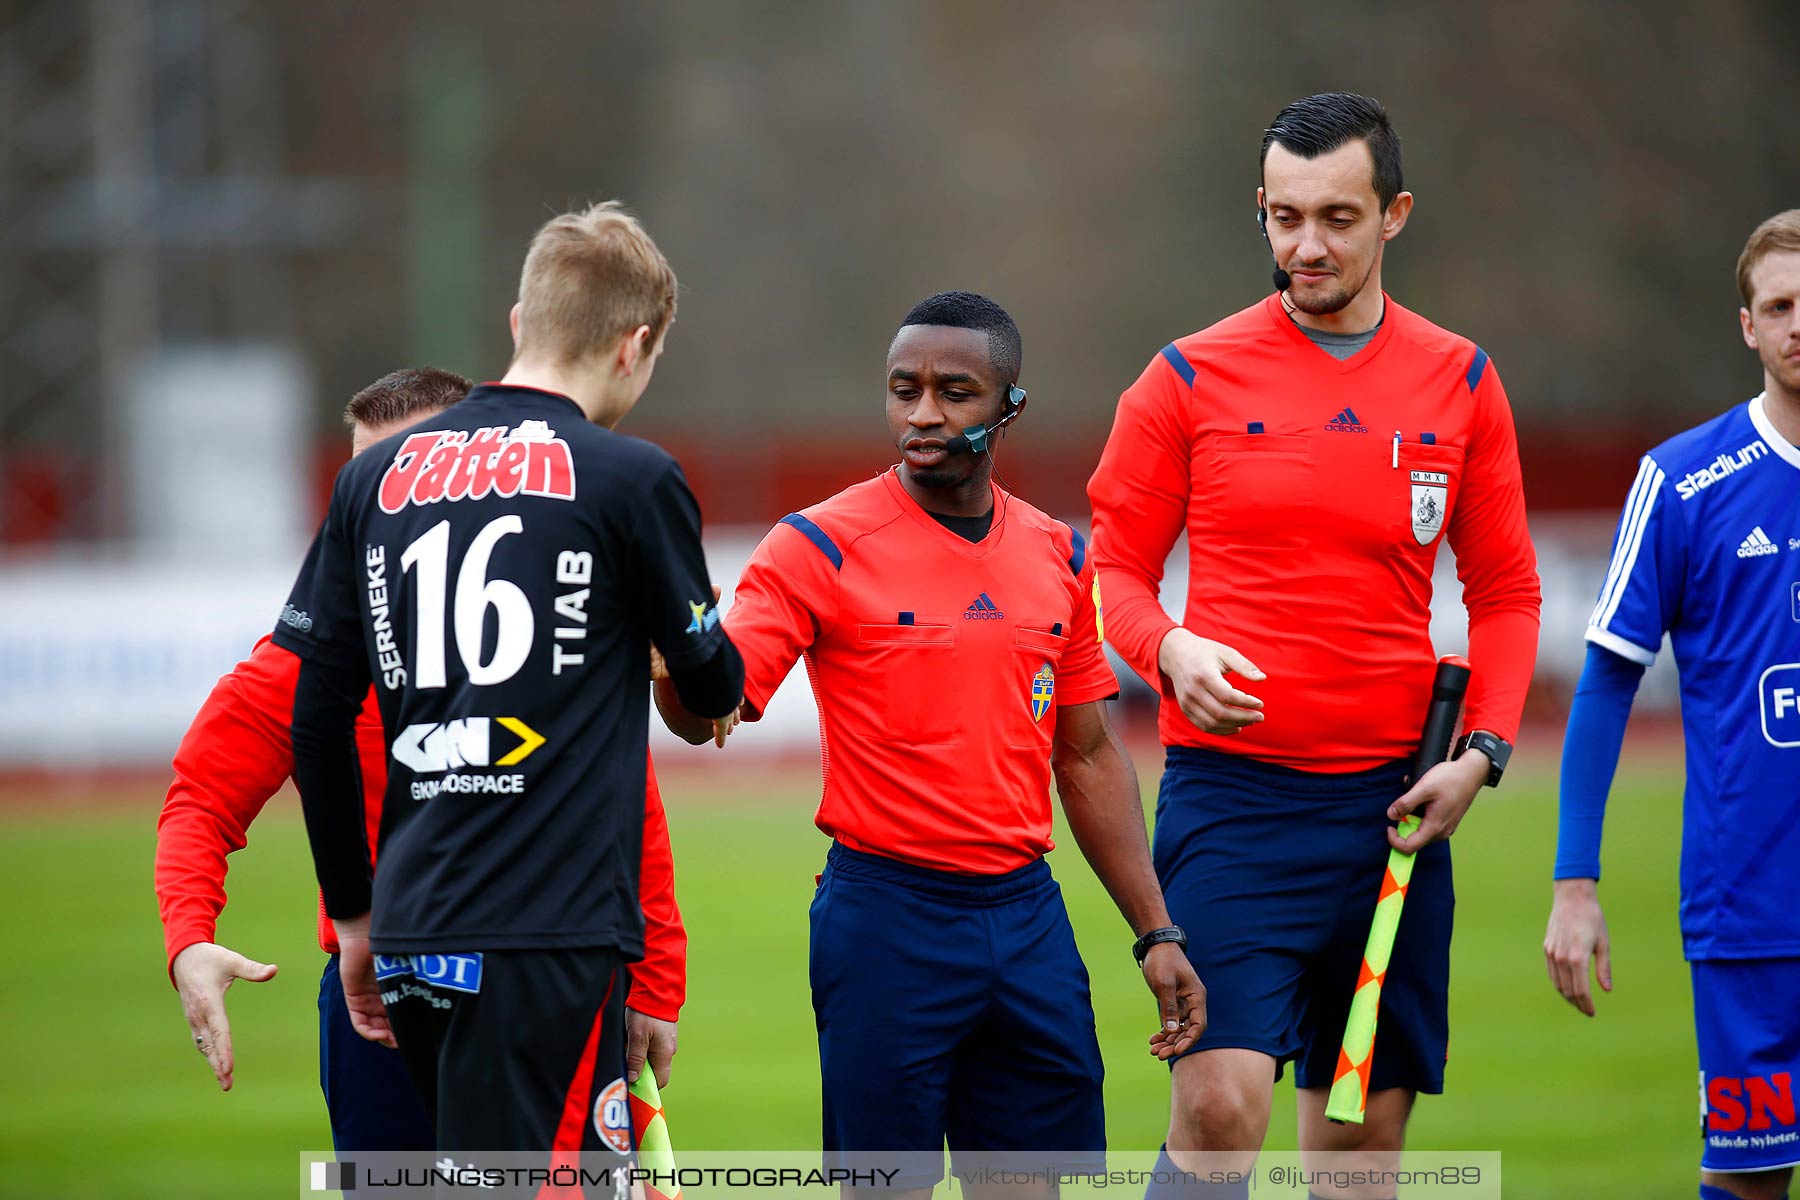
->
[1737, 526, 1780, 558]
[965, 592, 1005, 620]
[1325, 408, 1368, 433]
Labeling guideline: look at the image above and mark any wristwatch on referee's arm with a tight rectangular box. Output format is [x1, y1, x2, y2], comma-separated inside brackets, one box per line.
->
[1454, 730, 1512, 788]
[1132, 926, 1188, 965]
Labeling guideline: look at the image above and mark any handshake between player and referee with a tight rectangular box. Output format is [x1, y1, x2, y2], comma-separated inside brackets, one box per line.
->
[156, 88, 1800, 1200]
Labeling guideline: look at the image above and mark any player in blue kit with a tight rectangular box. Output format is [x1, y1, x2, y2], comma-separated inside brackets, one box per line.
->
[1547, 210, 1800, 1200]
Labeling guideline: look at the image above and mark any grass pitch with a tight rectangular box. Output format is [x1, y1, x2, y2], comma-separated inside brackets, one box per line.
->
[0, 754, 1694, 1198]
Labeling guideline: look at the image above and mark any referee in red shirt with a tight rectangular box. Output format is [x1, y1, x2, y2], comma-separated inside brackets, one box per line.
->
[155, 367, 688, 1153]
[659, 292, 1204, 1192]
[1088, 95, 1539, 1195]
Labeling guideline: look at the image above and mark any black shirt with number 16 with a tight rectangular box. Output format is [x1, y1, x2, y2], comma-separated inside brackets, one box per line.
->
[274, 384, 740, 957]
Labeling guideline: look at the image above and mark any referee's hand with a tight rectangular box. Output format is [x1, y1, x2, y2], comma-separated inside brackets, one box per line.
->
[1385, 752, 1487, 853]
[1157, 628, 1266, 735]
[1142, 944, 1207, 1059]
[625, 1008, 678, 1089]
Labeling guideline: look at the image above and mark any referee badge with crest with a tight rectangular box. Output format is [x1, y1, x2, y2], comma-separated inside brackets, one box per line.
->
[1031, 662, 1056, 722]
[1410, 469, 1449, 545]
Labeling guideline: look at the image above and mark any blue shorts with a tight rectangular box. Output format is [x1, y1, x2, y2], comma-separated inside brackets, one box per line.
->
[1153, 746, 1453, 1094]
[809, 843, 1105, 1183]
[319, 955, 434, 1153]
[1695, 958, 1800, 1172]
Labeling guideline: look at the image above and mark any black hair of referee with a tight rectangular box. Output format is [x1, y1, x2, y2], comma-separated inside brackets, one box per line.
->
[885, 290, 1028, 528]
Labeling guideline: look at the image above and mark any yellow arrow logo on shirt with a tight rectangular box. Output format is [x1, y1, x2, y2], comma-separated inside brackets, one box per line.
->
[494, 717, 547, 766]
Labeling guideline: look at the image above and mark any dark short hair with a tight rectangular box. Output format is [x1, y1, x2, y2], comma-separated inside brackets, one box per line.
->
[1261, 92, 1404, 212]
[898, 291, 1023, 390]
[343, 367, 473, 430]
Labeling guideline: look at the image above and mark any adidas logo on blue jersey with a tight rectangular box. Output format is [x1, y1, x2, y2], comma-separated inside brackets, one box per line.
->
[1325, 408, 1368, 433]
[964, 592, 1005, 620]
[1736, 526, 1780, 559]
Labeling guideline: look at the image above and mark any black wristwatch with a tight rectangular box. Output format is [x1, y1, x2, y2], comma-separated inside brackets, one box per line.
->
[1132, 926, 1187, 965]
[1455, 730, 1512, 788]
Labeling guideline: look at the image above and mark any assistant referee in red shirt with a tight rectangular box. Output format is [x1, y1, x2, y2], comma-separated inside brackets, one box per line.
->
[1088, 94, 1539, 1197]
[660, 292, 1205, 1193]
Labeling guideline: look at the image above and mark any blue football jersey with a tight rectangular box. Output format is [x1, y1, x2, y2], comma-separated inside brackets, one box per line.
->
[1587, 393, 1800, 959]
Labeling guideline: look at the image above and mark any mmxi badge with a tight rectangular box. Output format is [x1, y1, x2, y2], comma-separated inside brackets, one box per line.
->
[1410, 470, 1448, 545]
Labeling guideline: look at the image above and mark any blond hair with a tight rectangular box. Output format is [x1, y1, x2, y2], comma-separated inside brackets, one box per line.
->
[514, 201, 678, 365]
[1736, 209, 1800, 307]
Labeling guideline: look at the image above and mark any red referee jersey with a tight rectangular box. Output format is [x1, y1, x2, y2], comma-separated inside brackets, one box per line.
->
[1088, 293, 1540, 770]
[728, 468, 1119, 874]
[154, 636, 686, 1021]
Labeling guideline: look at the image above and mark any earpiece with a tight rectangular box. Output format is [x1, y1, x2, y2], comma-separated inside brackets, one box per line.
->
[945, 385, 1028, 455]
[1257, 207, 1292, 293]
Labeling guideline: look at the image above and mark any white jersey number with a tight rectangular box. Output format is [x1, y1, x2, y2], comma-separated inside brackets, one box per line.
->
[398, 516, 534, 688]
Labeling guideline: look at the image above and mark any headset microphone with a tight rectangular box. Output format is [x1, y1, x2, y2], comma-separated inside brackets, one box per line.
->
[1257, 207, 1291, 293]
[943, 385, 1027, 455]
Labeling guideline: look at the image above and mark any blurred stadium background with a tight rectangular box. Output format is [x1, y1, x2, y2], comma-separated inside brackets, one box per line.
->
[1, 1, 1794, 1196]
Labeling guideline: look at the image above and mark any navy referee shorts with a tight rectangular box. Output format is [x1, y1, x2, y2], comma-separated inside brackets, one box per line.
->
[809, 842, 1105, 1184]
[1153, 745, 1453, 1094]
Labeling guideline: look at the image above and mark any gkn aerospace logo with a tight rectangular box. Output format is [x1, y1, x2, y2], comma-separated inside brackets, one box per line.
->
[394, 717, 547, 799]
[379, 420, 575, 512]
[1676, 439, 1768, 500]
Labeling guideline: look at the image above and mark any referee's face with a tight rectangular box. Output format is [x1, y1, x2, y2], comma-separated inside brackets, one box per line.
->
[886, 324, 1007, 490]
[1260, 139, 1406, 316]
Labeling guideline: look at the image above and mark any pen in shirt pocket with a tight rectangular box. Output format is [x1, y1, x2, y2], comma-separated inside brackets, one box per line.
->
[1392, 430, 1401, 468]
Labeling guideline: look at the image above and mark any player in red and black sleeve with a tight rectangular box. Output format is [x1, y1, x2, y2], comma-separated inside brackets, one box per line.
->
[658, 292, 1204, 1192]
[153, 368, 690, 1154]
[281, 204, 741, 1170]
[1088, 95, 1540, 1192]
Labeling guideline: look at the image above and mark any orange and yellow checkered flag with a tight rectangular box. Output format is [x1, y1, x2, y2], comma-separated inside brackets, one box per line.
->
[1324, 824, 1419, 1123]
[629, 1072, 682, 1200]
[1325, 655, 1469, 1125]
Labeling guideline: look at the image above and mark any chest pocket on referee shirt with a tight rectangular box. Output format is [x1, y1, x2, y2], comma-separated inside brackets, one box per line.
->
[1391, 442, 1465, 551]
[1009, 626, 1069, 748]
[857, 623, 957, 744]
[1203, 433, 1312, 551]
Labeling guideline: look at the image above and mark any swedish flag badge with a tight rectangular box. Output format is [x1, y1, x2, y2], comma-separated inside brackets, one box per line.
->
[1031, 662, 1055, 722]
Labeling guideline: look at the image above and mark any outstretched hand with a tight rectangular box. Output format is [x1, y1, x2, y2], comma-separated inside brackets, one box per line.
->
[710, 705, 741, 748]
[172, 941, 279, 1091]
